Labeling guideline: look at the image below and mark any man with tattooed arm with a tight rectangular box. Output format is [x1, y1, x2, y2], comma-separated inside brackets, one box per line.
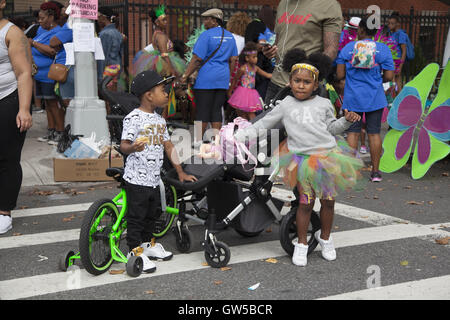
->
[262, 0, 343, 103]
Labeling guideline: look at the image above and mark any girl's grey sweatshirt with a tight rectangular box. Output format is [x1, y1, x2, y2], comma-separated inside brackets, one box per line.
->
[235, 95, 353, 155]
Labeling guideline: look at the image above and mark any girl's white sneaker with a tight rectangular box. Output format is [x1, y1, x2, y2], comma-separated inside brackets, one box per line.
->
[292, 242, 308, 267]
[314, 230, 337, 261]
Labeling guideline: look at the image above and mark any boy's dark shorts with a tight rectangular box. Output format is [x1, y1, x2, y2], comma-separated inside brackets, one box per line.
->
[346, 107, 384, 134]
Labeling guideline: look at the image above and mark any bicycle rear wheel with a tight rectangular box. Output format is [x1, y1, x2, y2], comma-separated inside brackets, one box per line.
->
[153, 185, 177, 238]
[79, 199, 120, 275]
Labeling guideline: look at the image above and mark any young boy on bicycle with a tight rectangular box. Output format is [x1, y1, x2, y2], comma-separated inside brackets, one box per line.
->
[120, 70, 197, 273]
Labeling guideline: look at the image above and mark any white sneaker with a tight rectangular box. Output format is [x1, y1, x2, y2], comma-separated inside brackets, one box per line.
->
[141, 242, 173, 261]
[0, 215, 12, 234]
[127, 247, 156, 273]
[314, 230, 337, 261]
[292, 242, 308, 267]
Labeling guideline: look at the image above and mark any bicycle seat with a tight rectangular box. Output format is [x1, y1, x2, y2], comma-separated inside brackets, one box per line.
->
[106, 167, 124, 182]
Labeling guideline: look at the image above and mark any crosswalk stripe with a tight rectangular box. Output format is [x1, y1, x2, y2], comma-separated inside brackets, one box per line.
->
[317, 275, 450, 300]
[11, 203, 92, 218]
[0, 222, 448, 300]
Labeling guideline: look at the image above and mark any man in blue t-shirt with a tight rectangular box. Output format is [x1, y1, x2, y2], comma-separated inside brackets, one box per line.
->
[336, 17, 394, 182]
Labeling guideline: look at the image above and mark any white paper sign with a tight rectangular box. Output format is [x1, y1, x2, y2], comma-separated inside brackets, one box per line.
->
[73, 22, 95, 52]
[94, 38, 105, 60]
[63, 43, 75, 65]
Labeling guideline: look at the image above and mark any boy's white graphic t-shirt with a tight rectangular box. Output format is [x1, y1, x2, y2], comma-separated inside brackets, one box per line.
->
[121, 108, 170, 187]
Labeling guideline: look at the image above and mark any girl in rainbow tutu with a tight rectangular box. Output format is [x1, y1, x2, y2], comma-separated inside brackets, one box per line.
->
[235, 48, 365, 267]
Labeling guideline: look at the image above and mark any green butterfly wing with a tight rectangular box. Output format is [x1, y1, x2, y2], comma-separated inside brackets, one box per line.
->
[411, 63, 450, 179]
[411, 133, 450, 179]
[380, 128, 413, 173]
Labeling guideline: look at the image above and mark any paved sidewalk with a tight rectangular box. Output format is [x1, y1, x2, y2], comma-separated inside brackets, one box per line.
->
[21, 111, 64, 187]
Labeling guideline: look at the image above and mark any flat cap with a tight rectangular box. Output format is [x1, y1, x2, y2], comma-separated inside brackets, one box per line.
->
[201, 8, 223, 21]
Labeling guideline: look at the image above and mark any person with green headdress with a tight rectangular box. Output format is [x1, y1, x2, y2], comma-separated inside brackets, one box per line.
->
[131, 5, 185, 81]
[130, 5, 186, 118]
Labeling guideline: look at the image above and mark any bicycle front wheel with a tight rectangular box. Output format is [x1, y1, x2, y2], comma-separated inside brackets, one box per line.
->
[79, 199, 120, 275]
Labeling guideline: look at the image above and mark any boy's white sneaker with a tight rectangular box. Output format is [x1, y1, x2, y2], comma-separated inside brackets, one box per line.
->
[314, 230, 337, 261]
[0, 215, 12, 234]
[127, 247, 156, 273]
[292, 242, 308, 267]
[141, 241, 173, 261]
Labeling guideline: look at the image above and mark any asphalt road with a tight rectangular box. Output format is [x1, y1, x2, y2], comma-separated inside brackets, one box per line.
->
[0, 158, 449, 311]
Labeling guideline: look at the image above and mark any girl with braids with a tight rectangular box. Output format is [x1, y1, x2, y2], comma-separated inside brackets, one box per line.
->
[228, 42, 272, 120]
[235, 48, 364, 267]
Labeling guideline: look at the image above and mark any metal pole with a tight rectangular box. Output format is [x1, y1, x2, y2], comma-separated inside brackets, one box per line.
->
[65, 15, 110, 142]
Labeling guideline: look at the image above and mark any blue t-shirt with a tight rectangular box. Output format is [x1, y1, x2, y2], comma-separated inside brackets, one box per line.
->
[336, 39, 395, 112]
[391, 29, 408, 58]
[193, 27, 238, 89]
[54, 23, 73, 65]
[32, 26, 61, 83]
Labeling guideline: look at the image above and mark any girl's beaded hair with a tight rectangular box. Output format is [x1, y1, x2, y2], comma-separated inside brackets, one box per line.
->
[238, 41, 258, 65]
[282, 48, 332, 82]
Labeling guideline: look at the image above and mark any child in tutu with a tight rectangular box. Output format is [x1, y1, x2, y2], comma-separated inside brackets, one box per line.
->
[228, 42, 272, 120]
[235, 49, 364, 267]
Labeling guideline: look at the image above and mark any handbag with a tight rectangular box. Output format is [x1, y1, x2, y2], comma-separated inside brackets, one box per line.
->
[48, 62, 69, 83]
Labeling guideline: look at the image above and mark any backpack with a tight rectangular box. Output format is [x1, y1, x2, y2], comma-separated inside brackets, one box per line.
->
[219, 117, 257, 167]
[405, 33, 415, 61]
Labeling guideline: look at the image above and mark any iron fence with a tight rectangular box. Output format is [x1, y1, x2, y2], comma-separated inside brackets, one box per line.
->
[8, 2, 450, 77]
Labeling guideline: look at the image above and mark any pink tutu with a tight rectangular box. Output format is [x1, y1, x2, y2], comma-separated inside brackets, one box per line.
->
[228, 86, 263, 112]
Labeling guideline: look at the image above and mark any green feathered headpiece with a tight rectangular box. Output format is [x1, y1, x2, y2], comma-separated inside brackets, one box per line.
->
[155, 5, 166, 18]
[185, 25, 206, 63]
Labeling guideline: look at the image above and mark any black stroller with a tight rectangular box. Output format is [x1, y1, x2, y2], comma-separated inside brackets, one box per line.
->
[164, 87, 321, 268]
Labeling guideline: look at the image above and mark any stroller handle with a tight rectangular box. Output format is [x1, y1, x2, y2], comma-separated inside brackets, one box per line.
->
[106, 114, 189, 131]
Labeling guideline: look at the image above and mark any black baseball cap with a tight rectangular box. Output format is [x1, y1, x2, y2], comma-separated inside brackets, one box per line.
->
[130, 70, 174, 98]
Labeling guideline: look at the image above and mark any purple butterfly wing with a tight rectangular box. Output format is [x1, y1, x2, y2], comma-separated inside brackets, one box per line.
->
[388, 87, 422, 131]
[395, 126, 415, 160]
[423, 101, 450, 142]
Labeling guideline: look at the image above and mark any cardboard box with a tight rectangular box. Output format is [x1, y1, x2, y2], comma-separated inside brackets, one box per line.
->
[53, 158, 124, 182]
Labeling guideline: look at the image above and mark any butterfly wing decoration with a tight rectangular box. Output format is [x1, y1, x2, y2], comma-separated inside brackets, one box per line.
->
[380, 63, 450, 179]
[411, 62, 450, 179]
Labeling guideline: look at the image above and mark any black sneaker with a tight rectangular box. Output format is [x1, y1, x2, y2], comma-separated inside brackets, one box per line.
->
[48, 131, 64, 145]
[37, 129, 55, 142]
[370, 171, 383, 182]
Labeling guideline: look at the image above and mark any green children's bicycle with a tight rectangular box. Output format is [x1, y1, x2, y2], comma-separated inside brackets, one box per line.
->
[59, 77, 200, 277]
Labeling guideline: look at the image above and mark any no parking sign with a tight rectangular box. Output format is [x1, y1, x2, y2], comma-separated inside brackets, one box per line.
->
[70, 0, 98, 20]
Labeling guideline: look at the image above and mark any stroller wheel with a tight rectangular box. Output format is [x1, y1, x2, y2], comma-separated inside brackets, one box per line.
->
[204, 241, 230, 268]
[174, 227, 193, 253]
[279, 207, 321, 256]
